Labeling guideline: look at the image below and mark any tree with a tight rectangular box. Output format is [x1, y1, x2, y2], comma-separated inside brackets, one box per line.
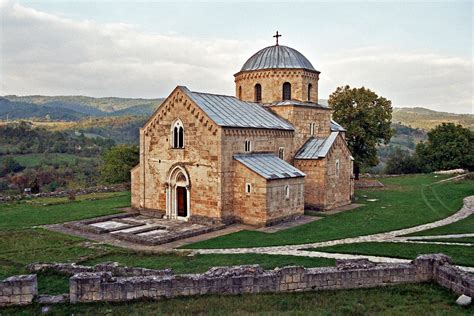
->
[329, 86, 394, 179]
[1, 157, 24, 176]
[100, 145, 139, 184]
[384, 147, 422, 174]
[416, 123, 473, 172]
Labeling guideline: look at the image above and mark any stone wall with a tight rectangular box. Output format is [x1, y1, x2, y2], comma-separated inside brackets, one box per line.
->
[266, 177, 305, 225]
[269, 105, 332, 158]
[235, 68, 319, 104]
[233, 161, 305, 226]
[69, 254, 470, 304]
[221, 128, 294, 222]
[294, 159, 327, 209]
[0, 275, 37, 307]
[323, 134, 353, 209]
[134, 87, 223, 219]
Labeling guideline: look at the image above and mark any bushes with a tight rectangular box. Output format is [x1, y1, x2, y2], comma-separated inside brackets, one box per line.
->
[384, 123, 473, 174]
[100, 145, 139, 184]
[385, 148, 423, 174]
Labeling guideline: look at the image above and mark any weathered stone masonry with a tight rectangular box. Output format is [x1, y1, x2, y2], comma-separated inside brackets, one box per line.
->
[0, 275, 37, 307]
[68, 254, 473, 304]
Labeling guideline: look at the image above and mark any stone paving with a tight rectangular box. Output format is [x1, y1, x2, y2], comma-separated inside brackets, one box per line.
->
[62, 214, 226, 246]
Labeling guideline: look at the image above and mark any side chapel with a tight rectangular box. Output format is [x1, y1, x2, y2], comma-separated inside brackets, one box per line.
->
[131, 34, 354, 226]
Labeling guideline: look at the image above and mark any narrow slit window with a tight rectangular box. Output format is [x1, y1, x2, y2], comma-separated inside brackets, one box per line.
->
[278, 147, 285, 160]
[245, 183, 252, 194]
[282, 82, 291, 100]
[285, 185, 290, 199]
[308, 83, 312, 101]
[254, 84, 262, 102]
[244, 140, 252, 152]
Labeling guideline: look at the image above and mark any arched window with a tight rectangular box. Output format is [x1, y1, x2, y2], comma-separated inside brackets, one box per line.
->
[308, 83, 312, 101]
[282, 82, 291, 100]
[172, 120, 184, 149]
[284, 185, 290, 199]
[238, 86, 242, 99]
[254, 84, 262, 102]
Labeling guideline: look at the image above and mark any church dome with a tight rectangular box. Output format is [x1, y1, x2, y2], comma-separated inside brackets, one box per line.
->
[240, 45, 316, 72]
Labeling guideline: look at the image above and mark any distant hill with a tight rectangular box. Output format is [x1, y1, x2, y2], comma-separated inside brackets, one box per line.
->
[0, 97, 86, 121]
[391, 107, 473, 130]
[4, 95, 164, 113]
[0, 95, 164, 120]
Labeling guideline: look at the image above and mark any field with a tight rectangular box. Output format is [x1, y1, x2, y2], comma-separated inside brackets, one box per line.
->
[0, 174, 473, 313]
[184, 174, 474, 249]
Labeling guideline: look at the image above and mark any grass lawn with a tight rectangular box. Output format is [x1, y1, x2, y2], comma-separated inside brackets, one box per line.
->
[184, 174, 474, 249]
[313, 242, 474, 267]
[0, 191, 334, 295]
[406, 214, 474, 237]
[2, 283, 472, 315]
[0, 191, 129, 230]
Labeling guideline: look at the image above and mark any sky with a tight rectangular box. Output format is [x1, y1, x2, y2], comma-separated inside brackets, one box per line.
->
[0, 0, 472, 113]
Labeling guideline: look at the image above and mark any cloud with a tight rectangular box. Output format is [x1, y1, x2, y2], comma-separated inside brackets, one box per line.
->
[1, 2, 472, 114]
[0, 2, 261, 98]
[318, 48, 472, 113]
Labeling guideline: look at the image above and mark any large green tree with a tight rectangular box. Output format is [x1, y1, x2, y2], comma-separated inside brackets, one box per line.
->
[329, 86, 393, 179]
[100, 145, 139, 184]
[416, 123, 473, 172]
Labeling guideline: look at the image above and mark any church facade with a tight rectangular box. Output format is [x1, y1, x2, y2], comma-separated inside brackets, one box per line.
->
[131, 41, 354, 226]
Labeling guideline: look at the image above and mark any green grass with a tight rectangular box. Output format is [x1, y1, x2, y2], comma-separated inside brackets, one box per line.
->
[0, 190, 335, 295]
[313, 242, 474, 267]
[83, 251, 335, 274]
[0, 191, 129, 230]
[2, 283, 472, 315]
[184, 175, 474, 249]
[2, 153, 93, 168]
[406, 214, 474, 237]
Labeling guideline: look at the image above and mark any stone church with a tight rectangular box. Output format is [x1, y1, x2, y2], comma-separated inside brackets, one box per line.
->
[131, 37, 354, 226]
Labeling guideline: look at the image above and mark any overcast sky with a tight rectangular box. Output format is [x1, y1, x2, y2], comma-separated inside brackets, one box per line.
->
[0, 0, 472, 113]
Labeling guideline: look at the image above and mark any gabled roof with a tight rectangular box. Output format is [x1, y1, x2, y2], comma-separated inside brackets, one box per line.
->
[330, 120, 346, 132]
[181, 87, 294, 131]
[295, 132, 339, 160]
[234, 153, 305, 180]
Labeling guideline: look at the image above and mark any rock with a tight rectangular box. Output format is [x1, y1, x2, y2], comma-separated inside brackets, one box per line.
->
[36, 294, 68, 304]
[456, 294, 471, 306]
[41, 306, 51, 314]
[336, 259, 376, 270]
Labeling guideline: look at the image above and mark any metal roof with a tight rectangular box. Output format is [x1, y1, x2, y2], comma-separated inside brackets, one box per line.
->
[330, 120, 346, 132]
[234, 153, 305, 180]
[240, 45, 318, 72]
[181, 87, 294, 130]
[295, 132, 339, 159]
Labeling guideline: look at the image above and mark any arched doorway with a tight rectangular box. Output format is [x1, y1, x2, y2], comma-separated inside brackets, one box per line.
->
[166, 166, 190, 220]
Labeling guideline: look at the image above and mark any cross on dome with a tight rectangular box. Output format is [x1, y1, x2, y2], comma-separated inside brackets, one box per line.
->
[273, 31, 282, 45]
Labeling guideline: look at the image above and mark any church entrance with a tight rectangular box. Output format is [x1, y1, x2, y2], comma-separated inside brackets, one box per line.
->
[176, 186, 188, 217]
[167, 166, 190, 220]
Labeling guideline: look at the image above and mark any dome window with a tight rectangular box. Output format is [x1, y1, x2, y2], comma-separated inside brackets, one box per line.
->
[308, 83, 312, 101]
[282, 82, 291, 100]
[254, 84, 262, 102]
